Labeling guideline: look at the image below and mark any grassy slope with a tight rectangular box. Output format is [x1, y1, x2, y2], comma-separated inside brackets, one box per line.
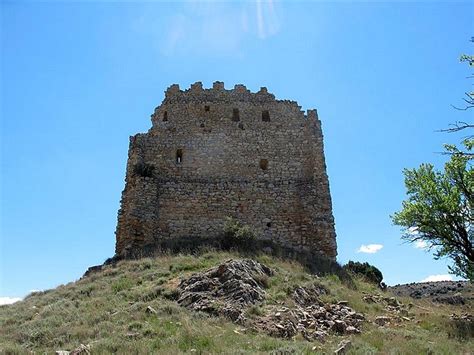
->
[0, 252, 472, 354]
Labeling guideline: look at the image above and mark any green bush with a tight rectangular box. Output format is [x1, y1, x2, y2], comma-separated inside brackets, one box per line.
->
[133, 162, 154, 178]
[343, 261, 383, 284]
[111, 277, 133, 293]
[222, 217, 256, 250]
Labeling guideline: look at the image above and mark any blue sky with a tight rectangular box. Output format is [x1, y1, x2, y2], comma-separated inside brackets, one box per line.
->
[1, 1, 473, 302]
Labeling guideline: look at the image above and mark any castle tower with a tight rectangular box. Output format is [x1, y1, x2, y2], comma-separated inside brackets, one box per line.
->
[115, 82, 337, 258]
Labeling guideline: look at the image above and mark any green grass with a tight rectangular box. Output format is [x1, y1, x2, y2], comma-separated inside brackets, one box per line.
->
[0, 251, 472, 354]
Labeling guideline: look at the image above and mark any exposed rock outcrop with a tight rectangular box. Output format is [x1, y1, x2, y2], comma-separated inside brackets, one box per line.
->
[176, 259, 364, 342]
[177, 259, 273, 322]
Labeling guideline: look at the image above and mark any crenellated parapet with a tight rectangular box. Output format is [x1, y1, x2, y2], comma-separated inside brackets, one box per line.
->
[164, 81, 282, 104]
[151, 81, 320, 129]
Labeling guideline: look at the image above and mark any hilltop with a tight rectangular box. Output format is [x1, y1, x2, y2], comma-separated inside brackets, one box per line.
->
[0, 252, 472, 354]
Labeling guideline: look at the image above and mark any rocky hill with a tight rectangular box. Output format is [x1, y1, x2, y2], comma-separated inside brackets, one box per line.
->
[389, 281, 473, 305]
[0, 252, 472, 354]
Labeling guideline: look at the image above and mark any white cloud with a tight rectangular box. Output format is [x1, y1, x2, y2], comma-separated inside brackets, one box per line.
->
[414, 240, 428, 249]
[357, 244, 383, 254]
[421, 274, 453, 282]
[0, 297, 22, 306]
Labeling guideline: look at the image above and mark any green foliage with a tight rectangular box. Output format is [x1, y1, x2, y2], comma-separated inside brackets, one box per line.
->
[457, 37, 473, 111]
[460, 37, 474, 67]
[133, 162, 155, 178]
[448, 317, 474, 340]
[343, 261, 383, 284]
[111, 277, 133, 293]
[392, 139, 474, 280]
[223, 217, 256, 250]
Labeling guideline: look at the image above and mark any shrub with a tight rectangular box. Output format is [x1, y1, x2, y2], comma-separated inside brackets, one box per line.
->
[111, 277, 133, 293]
[343, 261, 383, 284]
[133, 162, 154, 178]
[448, 316, 474, 340]
[222, 217, 256, 251]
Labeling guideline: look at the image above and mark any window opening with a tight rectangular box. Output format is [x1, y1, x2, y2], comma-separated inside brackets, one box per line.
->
[260, 159, 268, 170]
[262, 110, 270, 122]
[176, 149, 183, 164]
[205, 105, 210, 112]
[232, 108, 240, 122]
[163, 111, 168, 121]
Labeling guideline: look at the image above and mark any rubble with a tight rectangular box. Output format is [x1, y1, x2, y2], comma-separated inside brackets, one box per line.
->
[362, 292, 413, 323]
[255, 289, 365, 341]
[450, 313, 473, 321]
[176, 259, 365, 342]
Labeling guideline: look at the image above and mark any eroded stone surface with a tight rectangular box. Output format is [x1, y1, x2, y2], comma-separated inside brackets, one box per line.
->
[177, 259, 273, 322]
[175, 259, 364, 342]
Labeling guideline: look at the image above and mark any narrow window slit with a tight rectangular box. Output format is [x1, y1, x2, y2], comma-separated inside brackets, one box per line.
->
[262, 110, 270, 122]
[176, 149, 183, 164]
[163, 111, 168, 121]
[232, 108, 240, 122]
[205, 105, 210, 112]
[260, 159, 268, 170]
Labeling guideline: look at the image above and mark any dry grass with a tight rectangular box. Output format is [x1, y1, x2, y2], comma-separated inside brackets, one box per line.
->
[0, 251, 472, 354]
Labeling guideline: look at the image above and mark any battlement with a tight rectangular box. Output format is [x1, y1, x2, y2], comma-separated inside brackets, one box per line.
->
[153, 81, 319, 129]
[115, 82, 337, 261]
[163, 81, 302, 105]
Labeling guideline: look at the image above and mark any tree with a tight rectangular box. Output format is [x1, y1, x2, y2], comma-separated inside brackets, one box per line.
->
[343, 261, 383, 285]
[391, 140, 473, 280]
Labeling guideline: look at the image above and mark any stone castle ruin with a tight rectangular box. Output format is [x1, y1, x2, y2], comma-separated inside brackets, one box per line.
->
[115, 82, 337, 259]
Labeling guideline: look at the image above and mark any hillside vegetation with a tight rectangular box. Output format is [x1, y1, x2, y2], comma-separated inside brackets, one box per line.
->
[0, 251, 472, 354]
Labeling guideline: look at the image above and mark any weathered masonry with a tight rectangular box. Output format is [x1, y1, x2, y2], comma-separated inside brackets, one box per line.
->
[115, 82, 337, 258]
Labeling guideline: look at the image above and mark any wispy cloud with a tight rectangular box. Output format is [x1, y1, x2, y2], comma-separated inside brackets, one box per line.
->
[421, 274, 453, 282]
[133, 1, 281, 57]
[357, 244, 383, 254]
[0, 297, 21, 306]
[414, 240, 428, 249]
[256, 0, 280, 39]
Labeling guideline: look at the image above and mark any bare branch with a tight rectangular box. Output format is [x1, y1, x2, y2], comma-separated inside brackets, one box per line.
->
[451, 105, 474, 111]
[437, 121, 474, 133]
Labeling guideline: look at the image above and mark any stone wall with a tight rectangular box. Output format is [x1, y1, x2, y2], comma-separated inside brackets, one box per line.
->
[115, 82, 337, 258]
